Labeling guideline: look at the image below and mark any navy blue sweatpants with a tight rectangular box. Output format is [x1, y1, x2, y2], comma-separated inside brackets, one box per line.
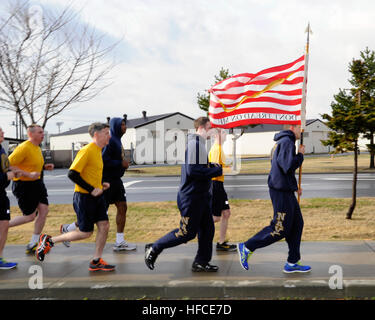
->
[152, 199, 215, 265]
[244, 188, 304, 264]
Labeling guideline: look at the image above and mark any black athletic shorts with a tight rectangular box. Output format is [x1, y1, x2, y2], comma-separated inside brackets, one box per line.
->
[211, 181, 230, 217]
[12, 179, 49, 216]
[103, 178, 126, 207]
[73, 192, 108, 232]
[0, 196, 10, 221]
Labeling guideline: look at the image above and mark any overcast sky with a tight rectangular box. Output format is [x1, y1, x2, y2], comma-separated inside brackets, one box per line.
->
[1, 0, 375, 137]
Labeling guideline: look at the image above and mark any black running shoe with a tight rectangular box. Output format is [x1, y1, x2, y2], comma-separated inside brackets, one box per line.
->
[216, 241, 237, 252]
[192, 262, 219, 272]
[89, 258, 115, 272]
[145, 243, 158, 270]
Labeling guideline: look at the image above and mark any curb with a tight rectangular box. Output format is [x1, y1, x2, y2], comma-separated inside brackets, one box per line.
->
[1, 279, 374, 300]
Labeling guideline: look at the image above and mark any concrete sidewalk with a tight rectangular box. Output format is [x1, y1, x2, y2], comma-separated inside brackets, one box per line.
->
[0, 241, 374, 300]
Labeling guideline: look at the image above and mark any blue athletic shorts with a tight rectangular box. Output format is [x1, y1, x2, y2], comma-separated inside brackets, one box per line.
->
[103, 178, 126, 207]
[73, 192, 108, 232]
[0, 196, 10, 221]
[12, 180, 48, 215]
[211, 181, 230, 217]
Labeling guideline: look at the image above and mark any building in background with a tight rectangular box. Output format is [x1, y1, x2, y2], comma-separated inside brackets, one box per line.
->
[2, 137, 25, 155]
[49, 111, 194, 167]
[49, 116, 372, 167]
[222, 119, 334, 157]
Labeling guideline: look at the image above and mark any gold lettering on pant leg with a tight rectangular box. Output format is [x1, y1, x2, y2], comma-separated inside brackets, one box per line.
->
[175, 217, 190, 238]
[270, 212, 286, 237]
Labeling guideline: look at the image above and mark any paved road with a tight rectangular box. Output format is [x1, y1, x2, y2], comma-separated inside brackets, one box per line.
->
[0, 241, 374, 299]
[6, 170, 375, 205]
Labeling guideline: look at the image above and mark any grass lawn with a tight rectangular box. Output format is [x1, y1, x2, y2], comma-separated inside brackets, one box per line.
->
[125, 153, 375, 176]
[6, 197, 375, 245]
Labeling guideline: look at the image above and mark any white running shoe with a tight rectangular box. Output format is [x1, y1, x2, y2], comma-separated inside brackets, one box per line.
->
[60, 224, 71, 248]
[113, 241, 137, 252]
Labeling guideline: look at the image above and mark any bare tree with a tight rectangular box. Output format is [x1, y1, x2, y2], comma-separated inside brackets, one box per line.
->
[0, 0, 117, 129]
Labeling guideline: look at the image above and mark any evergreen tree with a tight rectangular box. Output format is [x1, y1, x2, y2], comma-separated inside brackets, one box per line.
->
[321, 61, 369, 219]
[197, 68, 232, 114]
[353, 48, 375, 168]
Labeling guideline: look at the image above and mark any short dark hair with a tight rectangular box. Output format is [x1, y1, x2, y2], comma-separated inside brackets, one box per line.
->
[88, 122, 109, 137]
[283, 124, 299, 130]
[27, 124, 42, 132]
[194, 116, 210, 130]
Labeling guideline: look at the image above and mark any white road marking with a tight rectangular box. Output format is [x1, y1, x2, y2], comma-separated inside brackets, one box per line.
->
[44, 175, 68, 179]
[124, 184, 310, 190]
[322, 178, 375, 181]
[6, 182, 311, 194]
[123, 180, 142, 188]
[126, 186, 177, 190]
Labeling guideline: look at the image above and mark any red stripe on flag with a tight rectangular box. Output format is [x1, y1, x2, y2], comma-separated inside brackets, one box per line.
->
[209, 96, 302, 109]
[216, 89, 302, 100]
[211, 74, 304, 92]
[254, 55, 304, 78]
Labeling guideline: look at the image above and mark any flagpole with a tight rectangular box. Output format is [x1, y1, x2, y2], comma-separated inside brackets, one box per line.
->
[298, 22, 312, 203]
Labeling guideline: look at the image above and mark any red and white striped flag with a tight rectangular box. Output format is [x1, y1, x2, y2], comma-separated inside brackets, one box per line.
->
[208, 55, 305, 128]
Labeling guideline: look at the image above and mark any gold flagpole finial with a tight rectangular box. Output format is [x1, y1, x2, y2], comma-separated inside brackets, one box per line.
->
[304, 22, 312, 54]
[305, 22, 313, 35]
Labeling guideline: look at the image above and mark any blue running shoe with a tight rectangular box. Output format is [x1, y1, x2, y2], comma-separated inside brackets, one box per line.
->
[0, 258, 17, 270]
[237, 243, 252, 270]
[283, 262, 311, 273]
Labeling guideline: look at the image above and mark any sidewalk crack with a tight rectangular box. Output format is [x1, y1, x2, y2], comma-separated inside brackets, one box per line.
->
[363, 241, 375, 253]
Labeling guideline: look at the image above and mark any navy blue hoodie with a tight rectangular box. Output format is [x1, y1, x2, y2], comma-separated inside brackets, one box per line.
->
[177, 134, 222, 211]
[267, 130, 304, 192]
[0, 145, 10, 209]
[102, 118, 126, 180]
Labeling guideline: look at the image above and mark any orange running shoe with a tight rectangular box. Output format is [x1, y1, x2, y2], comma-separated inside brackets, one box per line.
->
[35, 234, 54, 262]
[89, 258, 115, 272]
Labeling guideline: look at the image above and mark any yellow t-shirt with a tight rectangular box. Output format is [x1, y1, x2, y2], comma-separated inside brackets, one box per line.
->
[209, 143, 225, 182]
[9, 140, 44, 181]
[70, 142, 103, 193]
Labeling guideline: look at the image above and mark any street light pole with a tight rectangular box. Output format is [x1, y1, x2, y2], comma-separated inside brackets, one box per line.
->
[56, 122, 64, 134]
[15, 113, 19, 139]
